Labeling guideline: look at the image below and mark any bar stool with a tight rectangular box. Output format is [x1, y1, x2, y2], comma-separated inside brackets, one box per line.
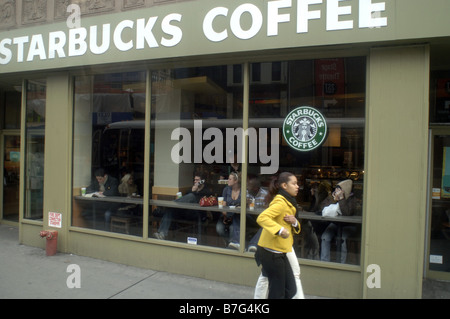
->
[111, 216, 132, 234]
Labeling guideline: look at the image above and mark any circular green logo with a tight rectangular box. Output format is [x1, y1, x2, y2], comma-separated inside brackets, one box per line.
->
[283, 106, 327, 152]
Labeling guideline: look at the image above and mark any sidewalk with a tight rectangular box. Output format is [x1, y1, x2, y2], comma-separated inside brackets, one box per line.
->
[0, 224, 257, 299]
[2, 224, 448, 300]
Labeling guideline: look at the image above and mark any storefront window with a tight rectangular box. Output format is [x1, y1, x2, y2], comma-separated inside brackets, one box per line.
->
[24, 80, 46, 220]
[430, 71, 450, 123]
[149, 59, 365, 263]
[430, 134, 450, 273]
[150, 66, 244, 247]
[3, 135, 20, 222]
[72, 72, 146, 236]
[70, 58, 365, 263]
[3, 90, 21, 129]
[248, 58, 365, 264]
[428, 67, 450, 275]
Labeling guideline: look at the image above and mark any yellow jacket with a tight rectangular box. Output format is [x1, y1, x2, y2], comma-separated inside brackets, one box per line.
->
[257, 194, 301, 253]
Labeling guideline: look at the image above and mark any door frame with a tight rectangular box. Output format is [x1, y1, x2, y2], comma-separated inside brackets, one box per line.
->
[425, 126, 450, 281]
[0, 130, 21, 225]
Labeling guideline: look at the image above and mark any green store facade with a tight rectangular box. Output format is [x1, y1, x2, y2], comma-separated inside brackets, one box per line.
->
[1, 0, 450, 298]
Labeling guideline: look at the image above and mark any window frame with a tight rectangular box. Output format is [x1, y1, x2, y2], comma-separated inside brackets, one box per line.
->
[68, 52, 368, 270]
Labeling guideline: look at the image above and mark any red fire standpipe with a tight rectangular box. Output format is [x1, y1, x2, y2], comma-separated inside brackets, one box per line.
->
[39, 230, 58, 256]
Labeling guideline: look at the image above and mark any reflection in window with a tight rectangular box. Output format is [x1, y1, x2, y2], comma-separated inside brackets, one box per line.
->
[3, 90, 21, 129]
[24, 80, 46, 220]
[3, 135, 21, 222]
[69, 57, 366, 265]
[148, 58, 365, 265]
[249, 57, 365, 265]
[430, 71, 450, 123]
[72, 72, 146, 236]
[430, 135, 450, 273]
[150, 66, 245, 247]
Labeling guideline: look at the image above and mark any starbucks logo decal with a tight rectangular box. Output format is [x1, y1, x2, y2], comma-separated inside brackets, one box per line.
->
[283, 106, 327, 152]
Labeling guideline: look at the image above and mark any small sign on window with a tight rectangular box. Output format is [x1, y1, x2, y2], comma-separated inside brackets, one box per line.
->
[187, 237, 197, 245]
[430, 255, 443, 264]
[432, 188, 441, 200]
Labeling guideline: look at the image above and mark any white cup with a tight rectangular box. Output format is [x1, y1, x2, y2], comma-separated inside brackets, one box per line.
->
[81, 187, 86, 196]
[176, 192, 182, 199]
[218, 197, 224, 208]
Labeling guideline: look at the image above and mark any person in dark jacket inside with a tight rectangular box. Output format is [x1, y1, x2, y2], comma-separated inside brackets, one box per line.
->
[153, 173, 212, 240]
[319, 179, 360, 263]
[86, 168, 119, 230]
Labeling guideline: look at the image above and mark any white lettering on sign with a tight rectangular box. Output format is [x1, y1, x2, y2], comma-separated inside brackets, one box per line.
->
[230, 3, 263, 40]
[90, 24, 110, 55]
[203, 7, 229, 42]
[161, 14, 183, 47]
[267, 0, 291, 36]
[360, 0, 387, 28]
[297, 0, 322, 33]
[68, 28, 87, 57]
[49, 31, 67, 59]
[326, 0, 353, 31]
[114, 20, 134, 52]
[203, 0, 387, 42]
[0, 0, 387, 66]
[0, 14, 183, 64]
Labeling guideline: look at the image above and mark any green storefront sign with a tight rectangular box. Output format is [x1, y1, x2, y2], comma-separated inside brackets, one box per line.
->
[283, 106, 327, 152]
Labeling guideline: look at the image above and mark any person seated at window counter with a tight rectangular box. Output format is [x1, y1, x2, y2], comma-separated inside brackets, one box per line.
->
[319, 179, 361, 263]
[247, 174, 268, 209]
[230, 174, 268, 252]
[216, 172, 241, 246]
[308, 181, 334, 214]
[86, 168, 119, 196]
[116, 173, 140, 218]
[300, 181, 333, 260]
[153, 173, 212, 240]
[85, 168, 119, 229]
[118, 173, 139, 197]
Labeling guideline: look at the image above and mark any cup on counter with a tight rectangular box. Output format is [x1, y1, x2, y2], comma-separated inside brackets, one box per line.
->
[81, 187, 86, 196]
[218, 197, 224, 208]
[176, 192, 182, 199]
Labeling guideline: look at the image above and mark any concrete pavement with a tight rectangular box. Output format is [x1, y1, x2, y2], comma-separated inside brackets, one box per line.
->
[2, 224, 448, 300]
[0, 224, 255, 299]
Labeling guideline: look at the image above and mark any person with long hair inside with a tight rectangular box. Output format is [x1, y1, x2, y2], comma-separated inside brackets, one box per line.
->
[255, 172, 301, 299]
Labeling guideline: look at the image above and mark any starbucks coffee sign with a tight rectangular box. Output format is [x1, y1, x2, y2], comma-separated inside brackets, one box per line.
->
[0, 0, 389, 74]
[283, 106, 327, 152]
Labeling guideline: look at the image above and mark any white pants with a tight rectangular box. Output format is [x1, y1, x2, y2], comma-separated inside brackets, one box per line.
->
[254, 249, 305, 299]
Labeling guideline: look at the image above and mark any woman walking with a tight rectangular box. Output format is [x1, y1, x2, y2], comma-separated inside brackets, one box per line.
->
[255, 172, 301, 299]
